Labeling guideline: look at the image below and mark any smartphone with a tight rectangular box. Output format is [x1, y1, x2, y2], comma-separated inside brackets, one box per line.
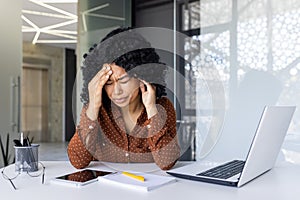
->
[51, 169, 113, 187]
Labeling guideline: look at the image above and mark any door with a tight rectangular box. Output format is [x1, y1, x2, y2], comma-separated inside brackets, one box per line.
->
[22, 66, 49, 142]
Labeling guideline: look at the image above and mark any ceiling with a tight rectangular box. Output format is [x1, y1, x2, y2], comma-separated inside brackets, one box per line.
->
[21, 0, 172, 50]
[22, 0, 77, 49]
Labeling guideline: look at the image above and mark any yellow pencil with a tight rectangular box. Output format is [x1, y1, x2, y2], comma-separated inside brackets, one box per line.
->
[122, 171, 145, 182]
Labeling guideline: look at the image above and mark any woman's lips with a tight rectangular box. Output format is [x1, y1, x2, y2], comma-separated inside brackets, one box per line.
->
[113, 97, 128, 104]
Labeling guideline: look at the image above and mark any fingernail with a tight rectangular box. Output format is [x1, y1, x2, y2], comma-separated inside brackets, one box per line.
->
[108, 70, 112, 74]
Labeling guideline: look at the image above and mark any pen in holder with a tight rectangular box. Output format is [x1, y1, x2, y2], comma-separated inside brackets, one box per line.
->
[14, 144, 39, 172]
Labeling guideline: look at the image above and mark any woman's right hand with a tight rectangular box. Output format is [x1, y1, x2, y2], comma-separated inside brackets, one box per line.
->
[86, 64, 112, 120]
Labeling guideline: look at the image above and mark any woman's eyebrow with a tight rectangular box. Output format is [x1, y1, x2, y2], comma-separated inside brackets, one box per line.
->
[117, 75, 130, 81]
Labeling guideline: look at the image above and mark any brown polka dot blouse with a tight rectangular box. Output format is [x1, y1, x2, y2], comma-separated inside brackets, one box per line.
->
[67, 97, 180, 170]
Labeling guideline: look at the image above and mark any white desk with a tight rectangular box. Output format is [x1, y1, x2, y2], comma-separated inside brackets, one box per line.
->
[1, 161, 300, 200]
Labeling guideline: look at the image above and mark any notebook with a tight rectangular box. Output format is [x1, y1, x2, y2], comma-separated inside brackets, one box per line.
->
[167, 106, 296, 187]
[98, 171, 176, 191]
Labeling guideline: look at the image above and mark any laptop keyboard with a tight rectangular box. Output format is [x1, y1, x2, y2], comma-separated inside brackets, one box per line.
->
[197, 160, 245, 179]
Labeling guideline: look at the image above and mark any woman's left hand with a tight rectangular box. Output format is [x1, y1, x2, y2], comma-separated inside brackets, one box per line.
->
[140, 80, 158, 118]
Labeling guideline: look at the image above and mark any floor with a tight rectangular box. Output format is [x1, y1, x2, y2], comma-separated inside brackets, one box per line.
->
[39, 142, 69, 161]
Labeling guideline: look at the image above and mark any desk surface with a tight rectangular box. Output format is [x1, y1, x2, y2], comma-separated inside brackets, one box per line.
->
[1, 160, 300, 200]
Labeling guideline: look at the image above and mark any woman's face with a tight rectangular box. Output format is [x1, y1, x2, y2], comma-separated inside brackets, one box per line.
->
[104, 63, 140, 107]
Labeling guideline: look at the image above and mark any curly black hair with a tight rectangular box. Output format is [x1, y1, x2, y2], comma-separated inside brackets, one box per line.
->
[80, 27, 167, 106]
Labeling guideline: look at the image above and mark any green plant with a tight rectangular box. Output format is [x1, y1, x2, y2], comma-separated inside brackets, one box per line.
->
[0, 133, 15, 167]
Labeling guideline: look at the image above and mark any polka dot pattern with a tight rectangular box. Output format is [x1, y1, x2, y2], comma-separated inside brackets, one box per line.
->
[67, 97, 180, 170]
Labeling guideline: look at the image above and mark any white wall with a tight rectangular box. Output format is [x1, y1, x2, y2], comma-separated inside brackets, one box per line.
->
[0, 1, 22, 166]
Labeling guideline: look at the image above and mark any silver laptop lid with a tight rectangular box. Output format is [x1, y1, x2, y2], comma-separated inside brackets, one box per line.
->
[238, 106, 296, 187]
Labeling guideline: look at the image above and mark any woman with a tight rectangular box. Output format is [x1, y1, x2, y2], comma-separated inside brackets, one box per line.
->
[67, 27, 180, 170]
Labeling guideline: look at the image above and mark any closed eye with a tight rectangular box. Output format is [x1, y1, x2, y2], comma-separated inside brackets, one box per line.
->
[105, 80, 113, 85]
[118, 75, 131, 84]
[105, 75, 132, 85]
[119, 78, 131, 84]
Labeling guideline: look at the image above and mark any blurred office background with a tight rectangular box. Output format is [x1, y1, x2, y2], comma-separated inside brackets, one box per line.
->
[0, 0, 300, 167]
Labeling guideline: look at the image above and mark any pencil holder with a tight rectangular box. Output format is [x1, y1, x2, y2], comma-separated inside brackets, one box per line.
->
[14, 144, 39, 172]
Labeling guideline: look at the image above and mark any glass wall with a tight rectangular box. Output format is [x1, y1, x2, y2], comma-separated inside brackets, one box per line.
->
[181, 0, 300, 162]
[76, 0, 131, 123]
[74, 0, 300, 164]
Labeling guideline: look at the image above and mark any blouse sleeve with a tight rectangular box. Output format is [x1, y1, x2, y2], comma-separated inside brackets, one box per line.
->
[146, 98, 180, 170]
[67, 105, 98, 169]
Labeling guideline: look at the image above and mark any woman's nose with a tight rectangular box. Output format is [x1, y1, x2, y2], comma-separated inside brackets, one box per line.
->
[113, 82, 123, 95]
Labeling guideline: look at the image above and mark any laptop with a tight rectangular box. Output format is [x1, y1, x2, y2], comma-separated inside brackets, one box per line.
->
[167, 106, 296, 187]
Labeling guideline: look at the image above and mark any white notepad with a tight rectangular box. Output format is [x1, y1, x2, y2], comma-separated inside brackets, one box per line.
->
[98, 172, 176, 192]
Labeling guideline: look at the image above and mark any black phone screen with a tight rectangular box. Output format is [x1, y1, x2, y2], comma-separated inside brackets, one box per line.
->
[56, 170, 113, 183]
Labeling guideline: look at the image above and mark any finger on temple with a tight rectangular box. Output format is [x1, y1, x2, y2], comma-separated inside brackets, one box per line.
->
[140, 82, 146, 92]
